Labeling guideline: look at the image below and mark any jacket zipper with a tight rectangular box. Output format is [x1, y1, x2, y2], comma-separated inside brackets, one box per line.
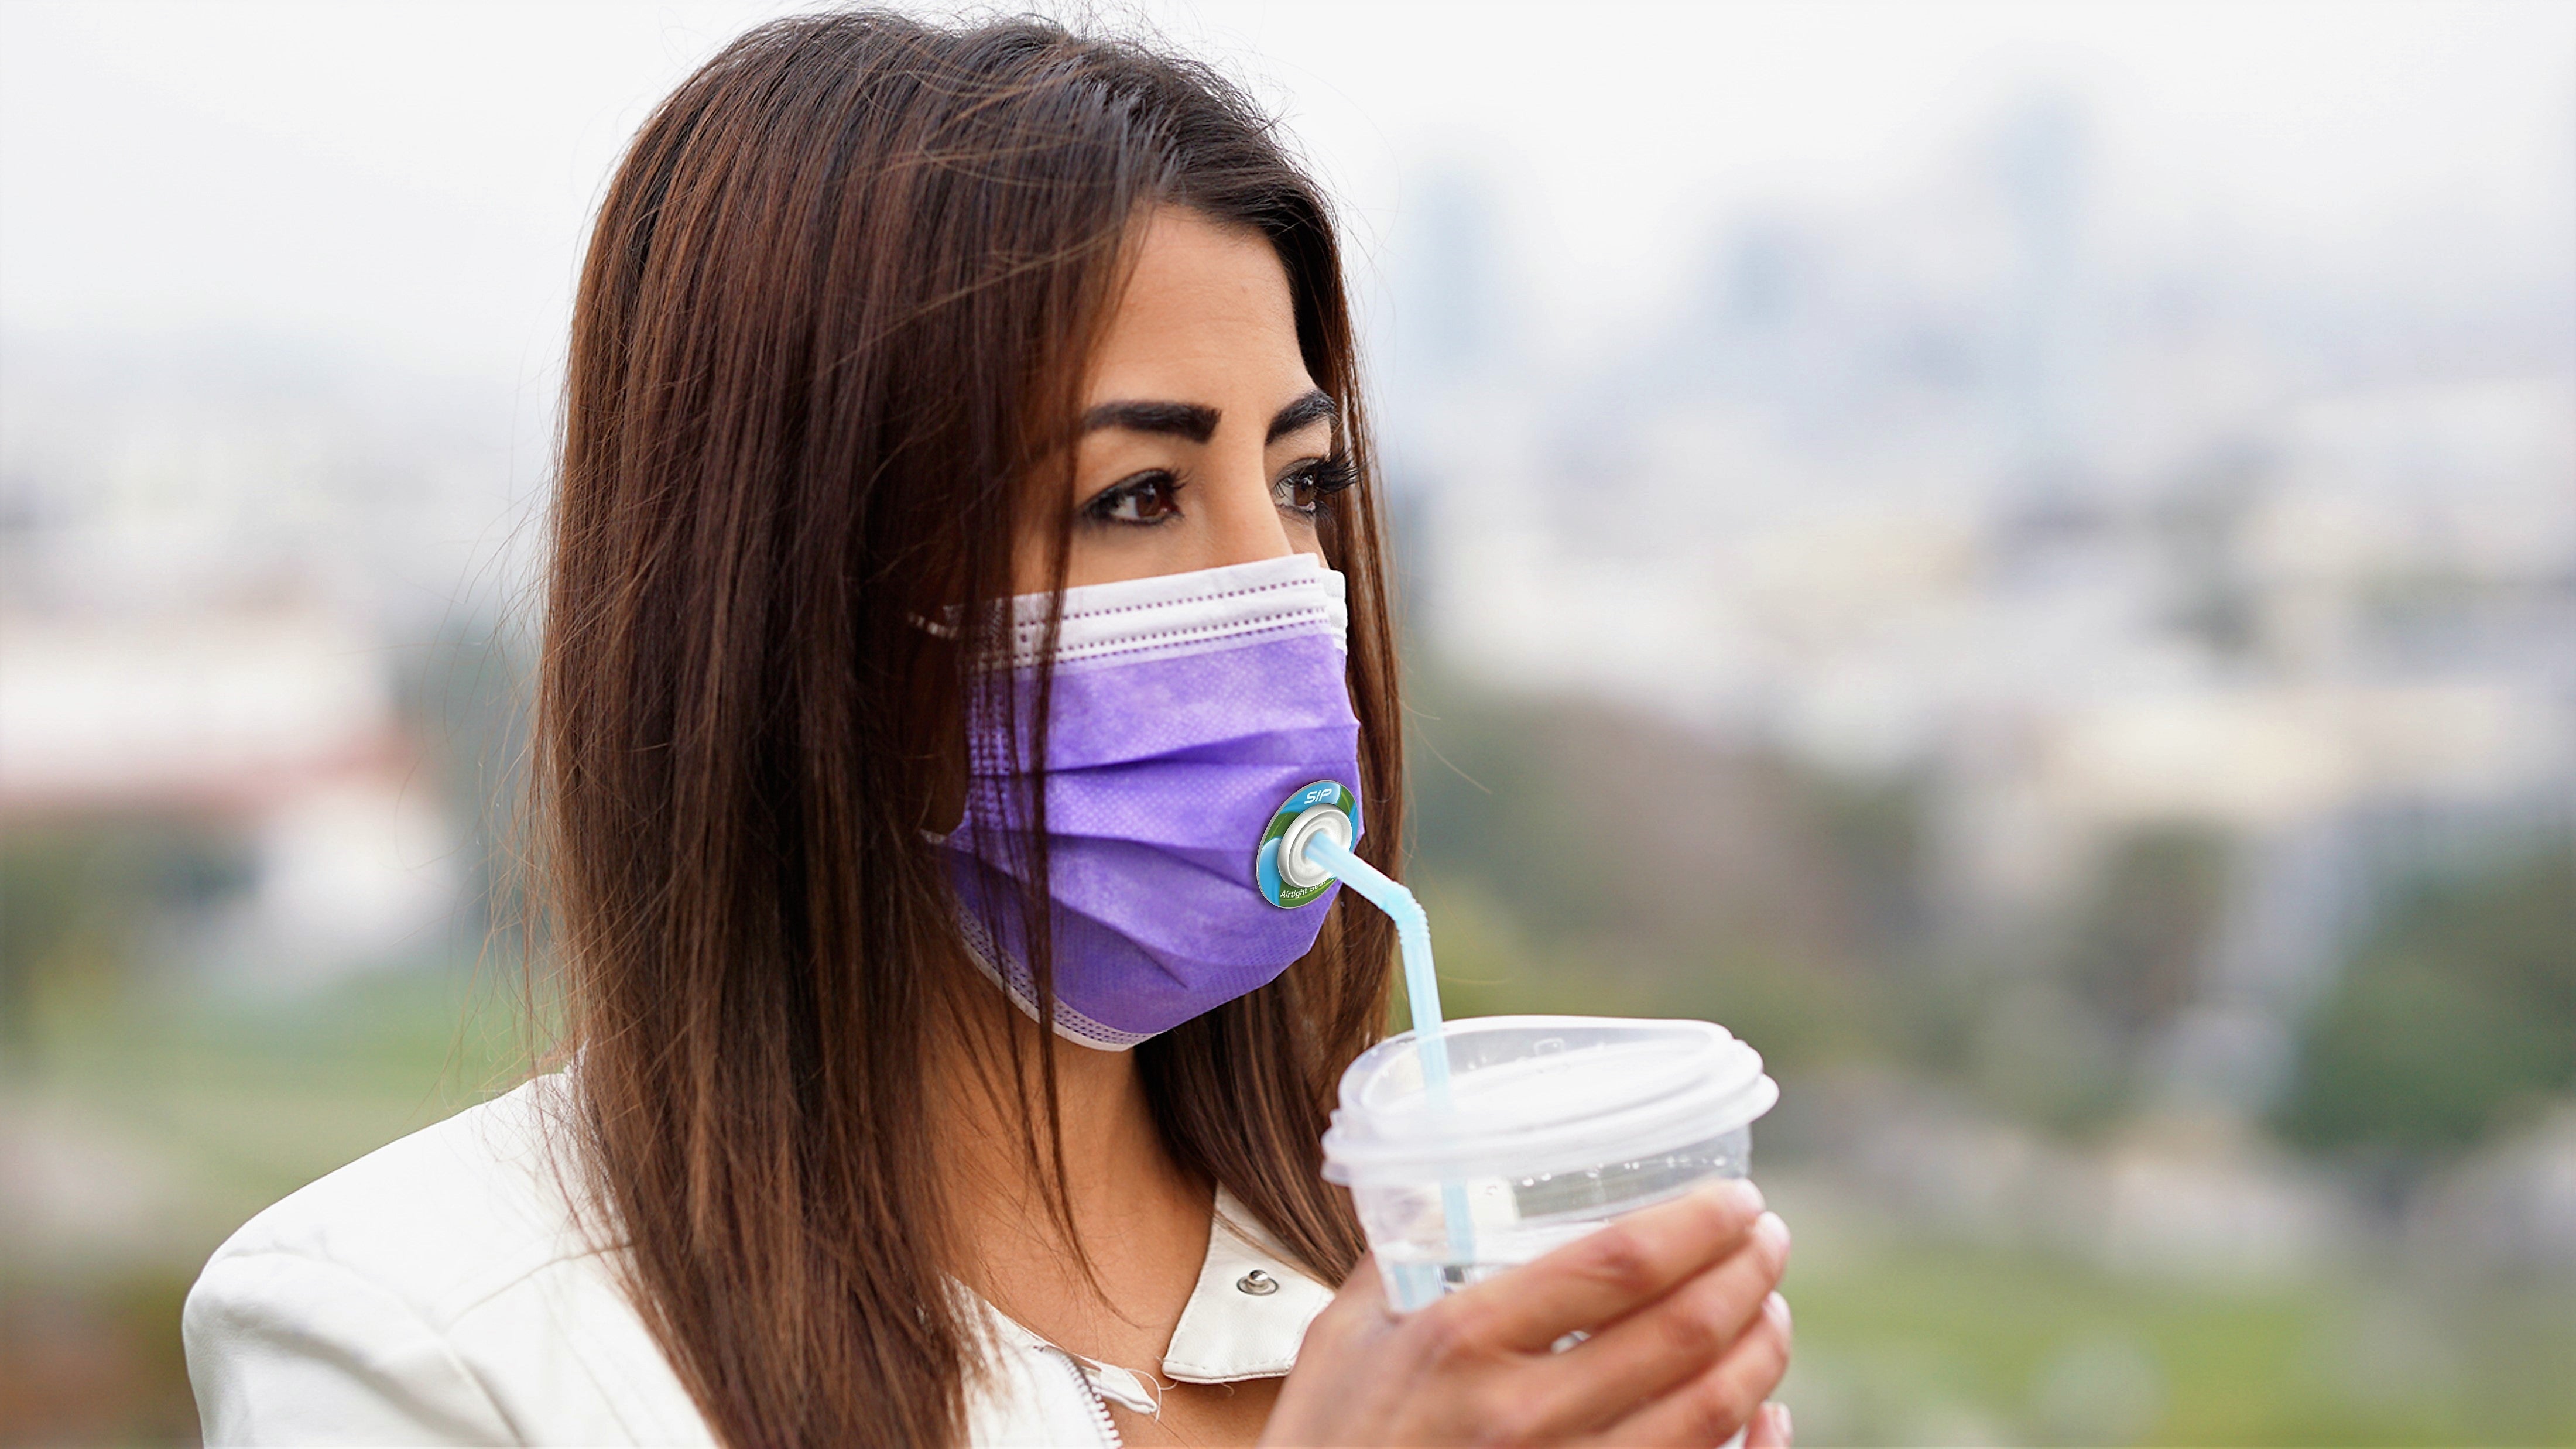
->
[1054, 1347, 1124, 1447]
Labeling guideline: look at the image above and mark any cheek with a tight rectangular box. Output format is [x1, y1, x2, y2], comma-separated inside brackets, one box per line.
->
[1010, 534, 1050, 597]
[1009, 472, 1073, 595]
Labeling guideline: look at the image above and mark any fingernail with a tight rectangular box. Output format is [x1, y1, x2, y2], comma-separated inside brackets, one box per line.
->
[1775, 1402, 1794, 1444]
[1755, 1210, 1791, 1252]
[1764, 1290, 1791, 1331]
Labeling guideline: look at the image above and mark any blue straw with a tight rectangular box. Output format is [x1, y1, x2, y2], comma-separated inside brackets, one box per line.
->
[1298, 831, 1477, 1277]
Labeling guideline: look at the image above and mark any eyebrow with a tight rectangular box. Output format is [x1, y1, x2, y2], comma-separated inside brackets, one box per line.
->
[1078, 389, 1337, 447]
[1266, 389, 1337, 443]
[1081, 400, 1218, 443]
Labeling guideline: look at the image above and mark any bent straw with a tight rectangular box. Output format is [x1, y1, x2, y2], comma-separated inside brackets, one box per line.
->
[1298, 831, 1477, 1276]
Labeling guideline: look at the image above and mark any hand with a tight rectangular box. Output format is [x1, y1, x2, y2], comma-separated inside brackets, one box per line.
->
[1264, 1179, 1793, 1447]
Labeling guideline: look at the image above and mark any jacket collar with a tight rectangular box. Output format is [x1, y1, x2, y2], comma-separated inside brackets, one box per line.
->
[976, 1185, 1334, 1406]
[1160, 1187, 1335, 1383]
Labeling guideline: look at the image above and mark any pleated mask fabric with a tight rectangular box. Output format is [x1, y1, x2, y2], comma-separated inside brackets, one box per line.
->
[937, 552, 1363, 1048]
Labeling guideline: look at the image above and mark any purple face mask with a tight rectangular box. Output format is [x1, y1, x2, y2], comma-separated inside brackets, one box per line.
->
[937, 553, 1364, 1048]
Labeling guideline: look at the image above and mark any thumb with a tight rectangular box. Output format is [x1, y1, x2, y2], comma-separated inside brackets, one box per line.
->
[1328, 1252, 1389, 1317]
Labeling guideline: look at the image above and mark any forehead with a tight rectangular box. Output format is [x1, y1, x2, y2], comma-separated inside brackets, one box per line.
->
[1087, 208, 1306, 398]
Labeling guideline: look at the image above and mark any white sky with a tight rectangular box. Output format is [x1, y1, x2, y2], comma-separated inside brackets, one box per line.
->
[4, 0, 2570, 389]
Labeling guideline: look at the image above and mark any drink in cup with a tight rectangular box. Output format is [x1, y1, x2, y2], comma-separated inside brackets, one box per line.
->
[1280, 810, 1779, 1314]
[1321, 1013, 1779, 1313]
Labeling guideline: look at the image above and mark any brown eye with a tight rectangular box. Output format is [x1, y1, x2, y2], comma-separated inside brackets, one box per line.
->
[1085, 471, 1185, 526]
[1276, 453, 1357, 517]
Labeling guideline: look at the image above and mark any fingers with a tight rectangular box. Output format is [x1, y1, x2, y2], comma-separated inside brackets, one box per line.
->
[1319, 1250, 1388, 1321]
[1289, 1251, 1395, 1377]
[1746, 1400, 1793, 1448]
[1525, 1210, 1790, 1433]
[1267, 1254, 1405, 1447]
[1443, 1179, 1768, 1352]
[1592, 1289, 1793, 1448]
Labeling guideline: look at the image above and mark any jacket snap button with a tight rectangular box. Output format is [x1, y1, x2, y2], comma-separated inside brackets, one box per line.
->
[1235, 1270, 1279, 1297]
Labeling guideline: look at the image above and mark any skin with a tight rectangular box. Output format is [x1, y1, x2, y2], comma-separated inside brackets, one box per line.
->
[938, 206, 1794, 1447]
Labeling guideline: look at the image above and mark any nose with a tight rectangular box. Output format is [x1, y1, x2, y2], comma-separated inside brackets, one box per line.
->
[1190, 438, 1301, 570]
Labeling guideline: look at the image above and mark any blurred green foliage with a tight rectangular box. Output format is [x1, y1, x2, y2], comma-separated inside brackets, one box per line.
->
[1399, 672, 2252, 1138]
[2277, 838, 2576, 1156]
[1402, 673, 1910, 1073]
[1969, 827, 2236, 1138]
[1776, 1177, 2576, 1446]
[0, 618, 536, 1444]
[1399, 670, 2576, 1445]
[2, 823, 259, 1095]
[2065, 827, 2232, 1047]
[0, 963, 527, 1445]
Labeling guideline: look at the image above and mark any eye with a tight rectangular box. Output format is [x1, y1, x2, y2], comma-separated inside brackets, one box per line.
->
[1276, 453, 1357, 518]
[1083, 470, 1186, 526]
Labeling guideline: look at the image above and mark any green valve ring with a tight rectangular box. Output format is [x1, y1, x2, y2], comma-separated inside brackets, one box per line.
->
[1255, 780, 1359, 909]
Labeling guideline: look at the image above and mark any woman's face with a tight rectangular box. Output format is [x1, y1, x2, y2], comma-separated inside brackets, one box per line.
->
[1023, 206, 1349, 591]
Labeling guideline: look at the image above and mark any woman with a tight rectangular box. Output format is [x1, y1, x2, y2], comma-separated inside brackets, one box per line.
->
[183, 12, 1793, 1446]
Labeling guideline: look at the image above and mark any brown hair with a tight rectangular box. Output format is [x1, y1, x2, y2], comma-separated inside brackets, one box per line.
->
[535, 11, 1401, 1447]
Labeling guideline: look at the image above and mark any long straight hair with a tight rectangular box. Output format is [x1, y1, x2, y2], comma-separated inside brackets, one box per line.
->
[535, 13, 1403, 1447]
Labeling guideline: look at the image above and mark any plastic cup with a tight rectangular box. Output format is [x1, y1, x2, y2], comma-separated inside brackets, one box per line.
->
[1321, 1014, 1779, 1313]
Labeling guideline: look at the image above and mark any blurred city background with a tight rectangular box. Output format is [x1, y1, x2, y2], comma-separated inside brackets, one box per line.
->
[4, 2, 2571, 1443]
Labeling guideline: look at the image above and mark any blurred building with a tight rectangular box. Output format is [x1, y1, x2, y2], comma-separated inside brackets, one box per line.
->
[1390, 94, 2576, 1138]
[0, 332, 520, 988]
[0, 609, 455, 979]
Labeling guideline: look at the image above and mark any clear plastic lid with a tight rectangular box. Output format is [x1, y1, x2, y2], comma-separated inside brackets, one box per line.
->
[1321, 1015, 1779, 1187]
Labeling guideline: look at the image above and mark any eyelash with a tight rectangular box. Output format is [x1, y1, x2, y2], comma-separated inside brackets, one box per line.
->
[1083, 470, 1188, 527]
[1079, 453, 1359, 530]
[1277, 453, 1358, 518]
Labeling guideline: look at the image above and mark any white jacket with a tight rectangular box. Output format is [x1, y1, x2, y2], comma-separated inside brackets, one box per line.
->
[183, 1075, 1335, 1445]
